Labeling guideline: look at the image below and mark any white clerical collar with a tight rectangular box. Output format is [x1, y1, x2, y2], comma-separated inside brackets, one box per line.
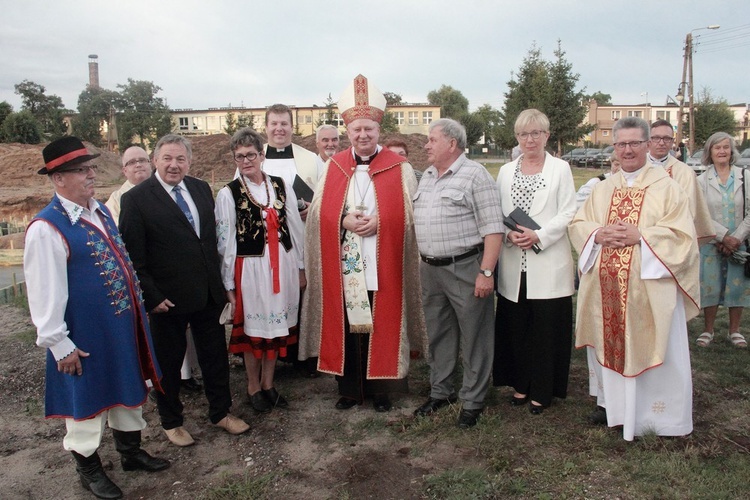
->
[647, 152, 668, 166]
[621, 165, 648, 187]
[352, 145, 382, 164]
[56, 193, 104, 225]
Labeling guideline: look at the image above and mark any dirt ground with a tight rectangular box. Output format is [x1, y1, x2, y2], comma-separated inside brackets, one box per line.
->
[0, 303, 479, 500]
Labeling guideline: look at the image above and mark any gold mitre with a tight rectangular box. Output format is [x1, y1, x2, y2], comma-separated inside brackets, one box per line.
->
[338, 74, 386, 125]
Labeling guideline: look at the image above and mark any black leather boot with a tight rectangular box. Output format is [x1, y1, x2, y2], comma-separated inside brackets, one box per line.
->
[71, 451, 123, 499]
[112, 430, 171, 472]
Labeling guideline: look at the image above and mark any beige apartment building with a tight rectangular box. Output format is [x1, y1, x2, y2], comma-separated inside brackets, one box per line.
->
[585, 100, 749, 146]
[171, 103, 441, 137]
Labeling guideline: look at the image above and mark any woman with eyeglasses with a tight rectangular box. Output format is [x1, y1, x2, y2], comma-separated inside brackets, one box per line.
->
[696, 132, 750, 348]
[215, 127, 307, 413]
[493, 109, 577, 415]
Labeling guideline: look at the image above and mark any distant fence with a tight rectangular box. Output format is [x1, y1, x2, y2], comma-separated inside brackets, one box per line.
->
[0, 216, 29, 238]
[0, 280, 26, 305]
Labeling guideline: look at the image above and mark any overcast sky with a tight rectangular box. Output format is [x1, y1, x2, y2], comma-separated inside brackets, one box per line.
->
[1, 0, 748, 114]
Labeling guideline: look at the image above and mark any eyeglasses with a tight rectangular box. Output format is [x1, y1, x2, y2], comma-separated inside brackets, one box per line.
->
[650, 136, 674, 144]
[62, 165, 98, 174]
[234, 152, 262, 163]
[516, 130, 546, 140]
[613, 141, 648, 150]
[124, 158, 150, 167]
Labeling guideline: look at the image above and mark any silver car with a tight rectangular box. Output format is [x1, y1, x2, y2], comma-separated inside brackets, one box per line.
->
[685, 150, 704, 175]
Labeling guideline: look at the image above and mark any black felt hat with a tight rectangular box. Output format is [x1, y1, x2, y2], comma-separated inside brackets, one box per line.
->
[39, 136, 100, 175]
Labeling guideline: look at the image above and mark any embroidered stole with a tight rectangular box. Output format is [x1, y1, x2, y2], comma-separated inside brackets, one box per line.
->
[599, 187, 645, 374]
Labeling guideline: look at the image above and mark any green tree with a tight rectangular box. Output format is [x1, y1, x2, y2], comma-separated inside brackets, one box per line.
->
[14, 80, 67, 140]
[585, 91, 612, 106]
[687, 88, 737, 148]
[0, 101, 12, 133]
[314, 94, 337, 128]
[383, 92, 403, 106]
[2, 110, 43, 144]
[498, 41, 592, 154]
[115, 79, 173, 149]
[471, 104, 502, 145]
[237, 112, 254, 130]
[224, 111, 238, 135]
[427, 85, 469, 119]
[545, 41, 593, 154]
[72, 86, 118, 146]
[380, 112, 399, 133]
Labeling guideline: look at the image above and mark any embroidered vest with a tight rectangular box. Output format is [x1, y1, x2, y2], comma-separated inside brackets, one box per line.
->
[33, 198, 160, 419]
[228, 175, 293, 256]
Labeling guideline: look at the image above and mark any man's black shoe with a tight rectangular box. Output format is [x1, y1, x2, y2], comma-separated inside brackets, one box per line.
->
[413, 395, 458, 417]
[113, 430, 170, 472]
[588, 405, 607, 425]
[71, 451, 123, 499]
[373, 394, 392, 412]
[457, 408, 483, 429]
[335, 397, 358, 410]
[180, 377, 203, 393]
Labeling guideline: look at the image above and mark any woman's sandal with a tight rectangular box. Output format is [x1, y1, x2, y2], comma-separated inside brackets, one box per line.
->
[728, 332, 747, 348]
[696, 332, 713, 347]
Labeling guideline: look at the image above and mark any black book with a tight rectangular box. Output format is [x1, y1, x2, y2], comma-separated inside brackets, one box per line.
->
[503, 207, 541, 254]
[292, 174, 315, 203]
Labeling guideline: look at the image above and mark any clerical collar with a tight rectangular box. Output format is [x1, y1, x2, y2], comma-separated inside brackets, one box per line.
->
[647, 152, 668, 166]
[353, 147, 380, 165]
[265, 144, 294, 159]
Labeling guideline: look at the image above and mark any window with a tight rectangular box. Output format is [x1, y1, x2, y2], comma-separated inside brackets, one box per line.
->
[179, 117, 189, 130]
[207, 116, 218, 130]
[303, 115, 312, 124]
[422, 111, 433, 124]
[192, 117, 203, 130]
[332, 113, 344, 127]
[627, 110, 643, 118]
[611, 110, 621, 120]
[394, 111, 404, 125]
[656, 110, 671, 122]
[602, 130, 609, 137]
[408, 111, 418, 125]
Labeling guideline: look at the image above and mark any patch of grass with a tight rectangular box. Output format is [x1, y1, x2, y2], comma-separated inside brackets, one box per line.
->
[24, 396, 43, 417]
[198, 471, 278, 500]
[423, 467, 498, 499]
[14, 328, 36, 345]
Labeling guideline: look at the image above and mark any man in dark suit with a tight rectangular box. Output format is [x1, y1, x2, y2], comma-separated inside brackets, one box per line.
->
[120, 134, 249, 447]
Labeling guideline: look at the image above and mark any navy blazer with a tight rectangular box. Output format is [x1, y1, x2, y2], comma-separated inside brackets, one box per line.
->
[119, 174, 226, 314]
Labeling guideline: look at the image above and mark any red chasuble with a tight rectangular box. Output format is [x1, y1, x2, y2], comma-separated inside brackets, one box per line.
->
[317, 148, 407, 378]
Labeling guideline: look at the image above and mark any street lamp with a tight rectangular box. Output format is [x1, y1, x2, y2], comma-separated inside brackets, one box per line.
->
[676, 24, 720, 153]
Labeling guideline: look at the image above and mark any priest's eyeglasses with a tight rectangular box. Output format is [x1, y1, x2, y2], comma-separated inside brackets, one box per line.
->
[234, 152, 261, 163]
[613, 141, 648, 150]
[650, 136, 674, 144]
[516, 130, 546, 140]
[124, 158, 150, 167]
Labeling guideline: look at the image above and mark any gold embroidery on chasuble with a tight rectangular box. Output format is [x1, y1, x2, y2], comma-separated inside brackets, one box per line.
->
[598, 187, 645, 374]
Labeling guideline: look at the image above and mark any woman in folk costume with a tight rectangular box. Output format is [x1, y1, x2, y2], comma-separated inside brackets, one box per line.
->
[300, 74, 426, 412]
[216, 127, 306, 413]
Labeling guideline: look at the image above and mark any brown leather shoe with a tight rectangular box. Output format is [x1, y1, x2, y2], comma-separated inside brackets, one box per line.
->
[164, 427, 195, 447]
[215, 414, 250, 435]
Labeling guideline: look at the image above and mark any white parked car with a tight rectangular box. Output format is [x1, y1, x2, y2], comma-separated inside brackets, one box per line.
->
[685, 150, 704, 175]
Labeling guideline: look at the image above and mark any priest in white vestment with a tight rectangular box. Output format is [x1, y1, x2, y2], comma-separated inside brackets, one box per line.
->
[569, 117, 700, 441]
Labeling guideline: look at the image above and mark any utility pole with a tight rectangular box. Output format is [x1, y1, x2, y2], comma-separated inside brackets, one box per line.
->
[675, 25, 719, 153]
[675, 34, 689, 147]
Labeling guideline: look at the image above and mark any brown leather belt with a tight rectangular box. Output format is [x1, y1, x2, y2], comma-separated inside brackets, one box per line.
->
[420, 245, 483, 267]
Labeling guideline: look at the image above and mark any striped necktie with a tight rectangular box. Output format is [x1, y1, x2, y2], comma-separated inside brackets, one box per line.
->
[172, 185, 196, 232]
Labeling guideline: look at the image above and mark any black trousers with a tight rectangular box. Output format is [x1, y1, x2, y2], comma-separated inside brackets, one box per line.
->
[150, 302, 231, 429]
[336, 292, 407, 402]
[493, 273, 572, 407]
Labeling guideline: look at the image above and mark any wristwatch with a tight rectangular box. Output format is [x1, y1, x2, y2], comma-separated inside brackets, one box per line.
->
[480, 269, 494, 277]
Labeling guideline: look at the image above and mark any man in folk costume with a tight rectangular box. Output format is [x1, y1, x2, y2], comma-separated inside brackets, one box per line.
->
[569, 117, 700, 441]
[300, 74, 426, 412]
[25, 137, 169, 499]
[585, 119, 714, 426]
